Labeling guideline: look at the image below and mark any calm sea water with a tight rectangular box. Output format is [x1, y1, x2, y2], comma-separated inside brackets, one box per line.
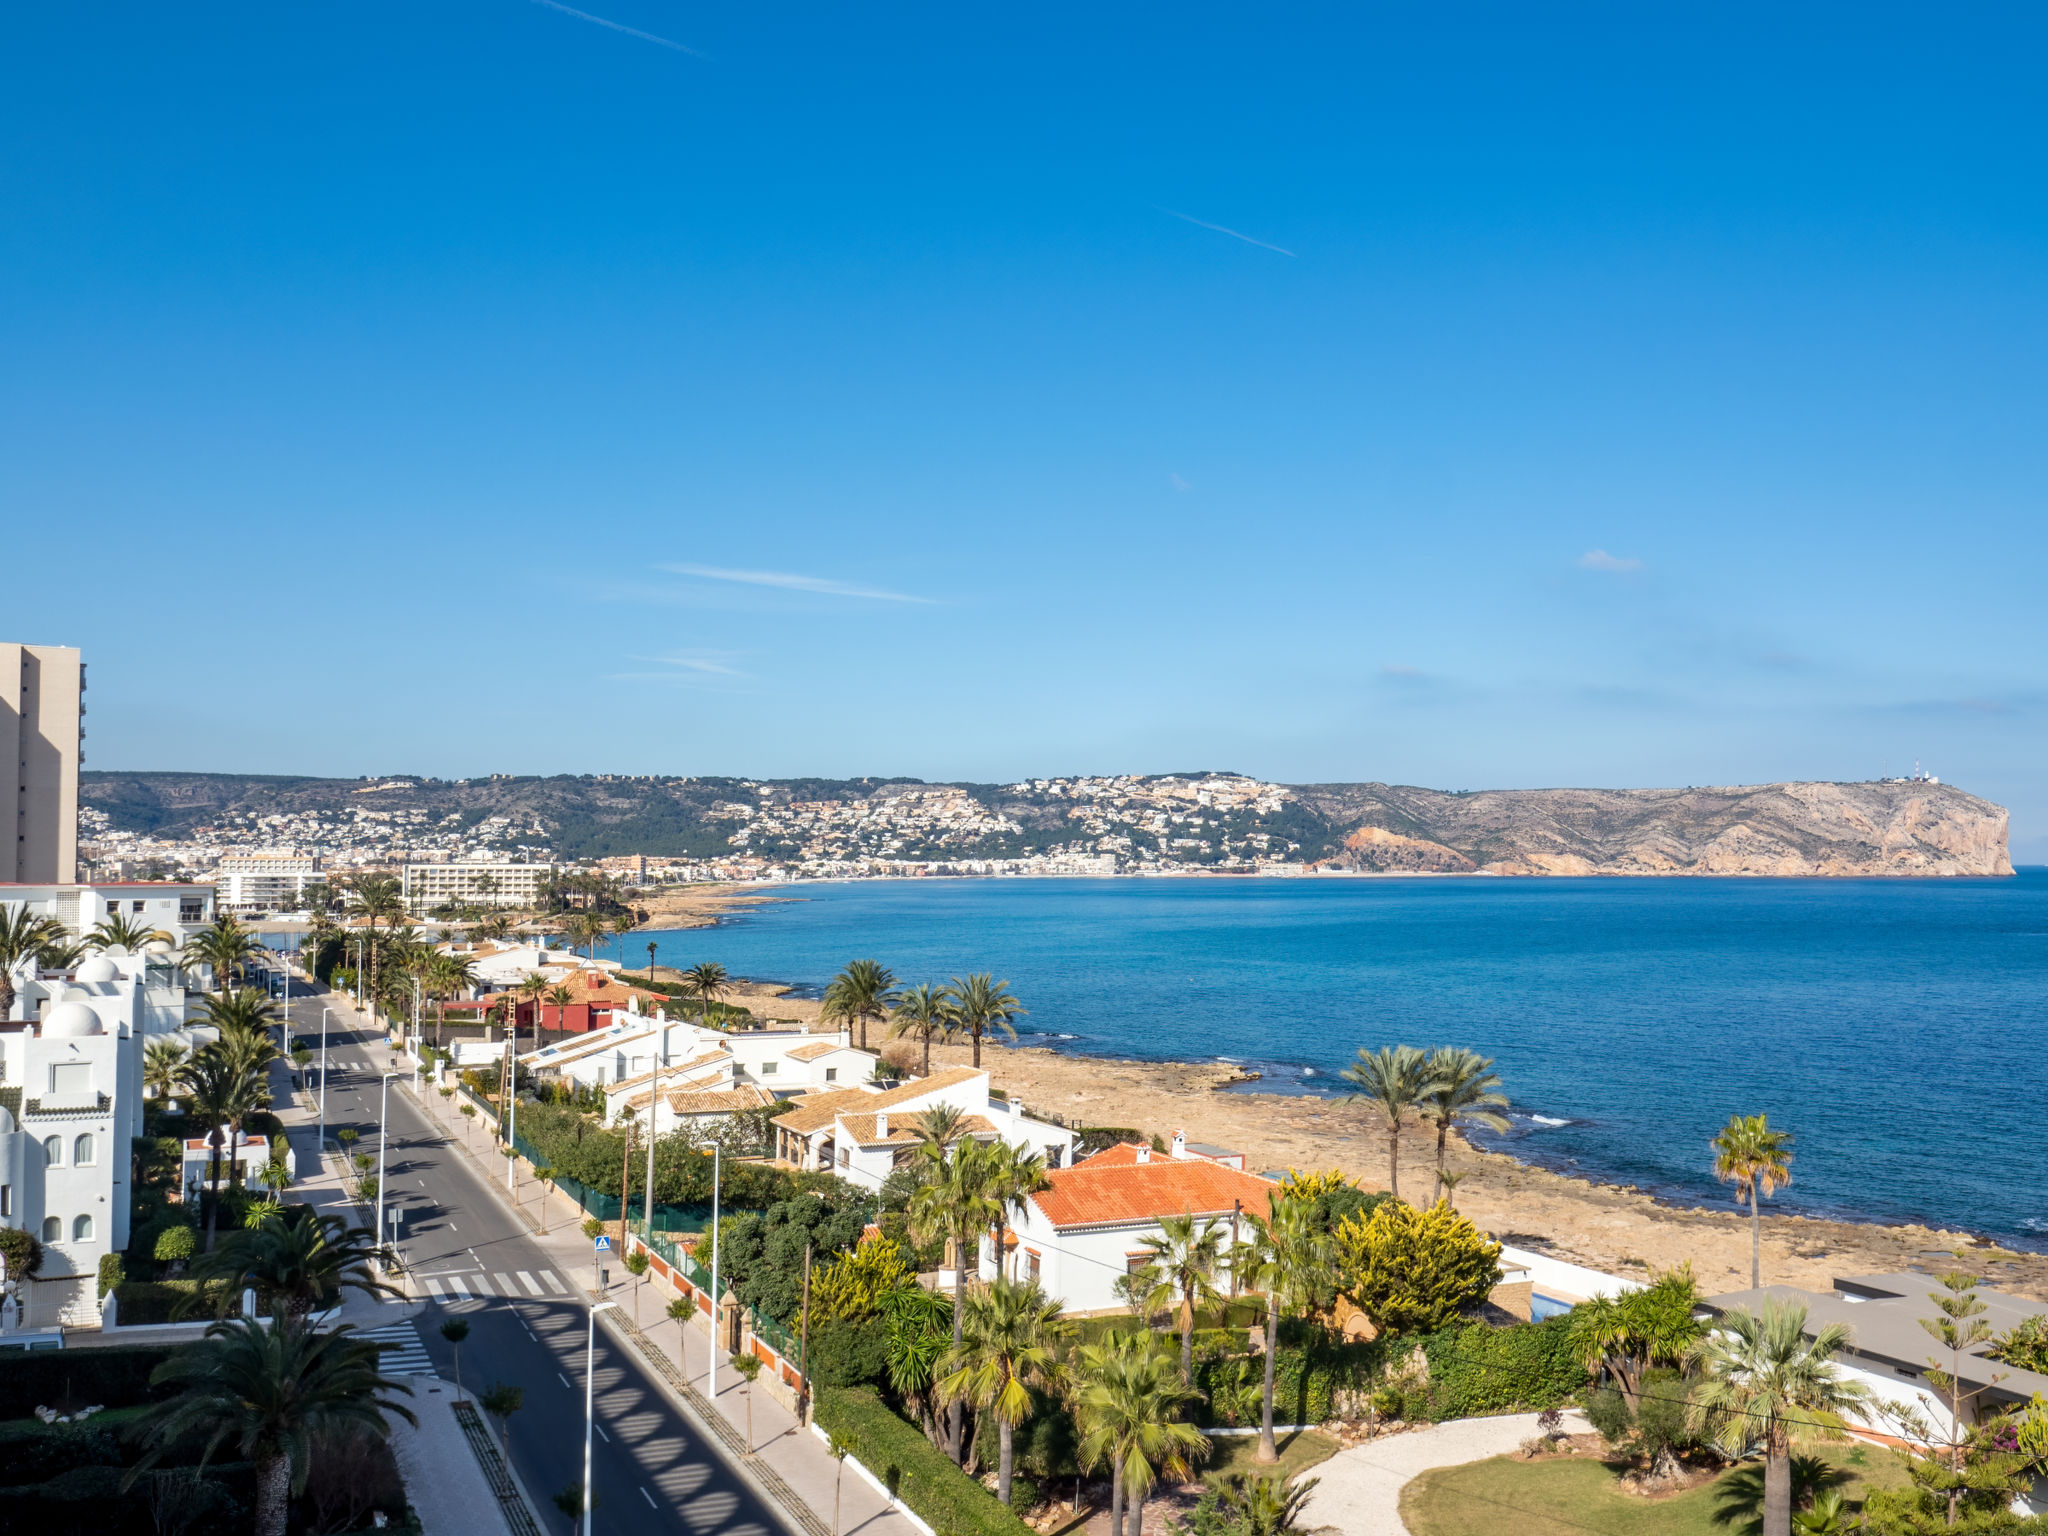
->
[641, 874, 2048, 1247]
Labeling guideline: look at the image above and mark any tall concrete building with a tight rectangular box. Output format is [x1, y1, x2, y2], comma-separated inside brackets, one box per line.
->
[1, 643, 83, 884]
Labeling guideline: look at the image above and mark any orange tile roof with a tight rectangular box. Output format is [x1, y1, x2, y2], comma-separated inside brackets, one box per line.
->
[1075, 1143, 1149, 1167]
[838, 1111, 997, 1147]
[1029, 1160, 1278, 1230]
[772, 1087, 881, 1134]
[785, 1041, 845, 1062]
[669, 1085, 783, 1116]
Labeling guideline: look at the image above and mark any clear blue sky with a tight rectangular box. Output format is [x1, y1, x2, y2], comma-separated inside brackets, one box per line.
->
[7, 5, 2046, 855]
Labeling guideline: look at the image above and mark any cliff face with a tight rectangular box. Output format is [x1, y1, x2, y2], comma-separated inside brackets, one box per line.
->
[1289, 781, 2013, 878]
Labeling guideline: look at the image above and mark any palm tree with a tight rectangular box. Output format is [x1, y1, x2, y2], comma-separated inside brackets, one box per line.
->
[889, 982, 956, 1076]
[203, 986, 279, 1037]
[911, 1103, 968, 1151]
[144, 1039, 190, 1113]
[0, 907, 67, 1017]
[683, 962, 730, 1025]
[1686, 1299, 1868, 1536]
[345, 875, 405, 1021]
[181, 1205, 397, 1317]
[823, 960, 899, 1052]
[937, 1276, 1071, 1506]
[1139, 1212, 1225, 1382]
[544, 982, 574, 1029]
[563, 910, 604, 962]
[1238, 1191, 1326, 1464]
[944, 974, 1026, 1068]
[427, 952, 479, 1048]
[1075, 1329, 1207, 1536]
[1419, 1048, 1510, 1204]
[181, 913, 261, 994]
[211, 1026, 281, 1207]
[1713, 1113, 1794, 1290]
[88, 910, 169, 952]
[1340, 1044, 1435, 1204]
[908, 1137, 1000, 1463]
[517, 970, 550, 1052]
[981, 1140, 1051, 1284]
[181, 1048, 263, 1252]
[39, 936, 88, 970]
[130, 1310, 416, 1536]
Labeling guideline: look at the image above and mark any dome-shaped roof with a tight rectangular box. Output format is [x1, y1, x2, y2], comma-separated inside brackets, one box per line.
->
[144, 939, 173, 957]
[57, 986, 91, 1003]
[43, 1001, 104, 1038]
[0, 1105, 14, 1135]
[75, 955, 118, 984]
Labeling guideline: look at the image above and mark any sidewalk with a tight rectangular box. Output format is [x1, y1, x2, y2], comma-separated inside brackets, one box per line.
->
[358, 993, 928, 1536]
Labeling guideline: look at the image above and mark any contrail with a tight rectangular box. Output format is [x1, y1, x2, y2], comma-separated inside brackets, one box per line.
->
[529, 0, 701, 55]
[1158, 208, 1295, 257]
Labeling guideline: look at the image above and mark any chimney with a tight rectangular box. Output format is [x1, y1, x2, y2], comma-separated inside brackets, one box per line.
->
[1135, 1144, 1150, 1164]
[1171, 1130, 1187, 1159]
[876, 1112, 888, 1138]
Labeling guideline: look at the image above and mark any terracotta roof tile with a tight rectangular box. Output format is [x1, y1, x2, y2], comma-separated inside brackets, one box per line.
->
[785, 1041, 843, 1062]
[1029, 1161, 1277, 1230]
[838, 1111, 997, 1147]
[772, 1088, 881, 1134]
[669, 1085, 782, 1116]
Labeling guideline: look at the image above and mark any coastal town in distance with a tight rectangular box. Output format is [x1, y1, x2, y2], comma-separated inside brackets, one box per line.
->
[10, 9, 2048, 1536]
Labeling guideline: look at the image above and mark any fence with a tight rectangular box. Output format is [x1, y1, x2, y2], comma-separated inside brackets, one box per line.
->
[631, 1226, 805, 1380]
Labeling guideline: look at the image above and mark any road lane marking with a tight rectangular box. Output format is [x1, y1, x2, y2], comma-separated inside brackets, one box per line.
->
[424, 1278, 447, 1299]
[640, 1488, 656, 1509]
[517, 1272, 542, 1295]
[540, 1271, 567, 1294]
[495, 1274, 516, 1295]
[558, 1372, 572, 1389]
[595, 1424, 609, 1443]
[448, 1276, 472, 1299]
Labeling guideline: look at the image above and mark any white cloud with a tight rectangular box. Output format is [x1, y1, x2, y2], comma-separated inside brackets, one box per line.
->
[1169, 473, 1192, 492]
[1578, 549, 1644, 573]
[658, 563, 933, 603]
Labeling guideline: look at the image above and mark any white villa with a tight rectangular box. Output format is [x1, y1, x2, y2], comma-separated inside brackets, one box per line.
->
[982, 1136, 1277, 1314]
[771, 1066, 1077, 1195]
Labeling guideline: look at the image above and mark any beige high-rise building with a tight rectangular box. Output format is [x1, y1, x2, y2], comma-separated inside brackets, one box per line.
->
[1, 643, 83, 884]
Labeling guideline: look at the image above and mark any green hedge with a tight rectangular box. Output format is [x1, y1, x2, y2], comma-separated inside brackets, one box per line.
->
[112, 1280, 218, 1326]
[813, 1385, 1034, 1536]
[1417, 1316, 1587, 1420]
[0, 1345, 177, 1419]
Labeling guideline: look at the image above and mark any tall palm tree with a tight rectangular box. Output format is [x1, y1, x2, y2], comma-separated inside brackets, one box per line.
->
[517, 970, 550, 1052]
[911, 1103, 968, 1151]
[544, 982, 575, 1029]
[180, 914, 261, 995]
[130, 1310, 416, 1536]
[211, 1025, 281, 1204]
[88, 910, 169, 953]
[683, 962, 730, 1025]
[1419, 1048, 1510, 1204]
[1686, 1299, 1868, 1536]
[144, 1039, 191, 1113]
[938, 1276, 1071, 1506]
[981, 1140, 1051, 1285]
[908, 1137, 1000, 1463]
[944, 974, 1026, 1068]
[1713, 1113, 1794, 1290]
[1139, 1212, 1226, 1383]
[889, 982, 956, 1076]
[823, 960, 899, 1052]
[180, 1047, 266, 1253]
[427, 951, 479, 1048]
[1076, 1329, 1207, 1536]
[181, 1205, 397, 1317]
[344, 875, 405, 1021]
[1237, 1192, 1326, 1464]
[0, 906, 65, 1019]
[39, 937, 88, 971]
[203, 987, 280, 1037]
[1339, 1044, 1435, 1204]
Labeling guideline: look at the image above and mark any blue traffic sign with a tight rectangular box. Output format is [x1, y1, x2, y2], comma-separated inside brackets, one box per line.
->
[594, 1235, 612, 1251]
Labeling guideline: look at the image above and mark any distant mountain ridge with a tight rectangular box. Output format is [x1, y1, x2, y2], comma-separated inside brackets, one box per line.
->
[78, 770, 2011, 877]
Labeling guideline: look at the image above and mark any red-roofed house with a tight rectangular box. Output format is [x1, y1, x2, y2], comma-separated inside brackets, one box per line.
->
[985, 1140, 1276, 1313]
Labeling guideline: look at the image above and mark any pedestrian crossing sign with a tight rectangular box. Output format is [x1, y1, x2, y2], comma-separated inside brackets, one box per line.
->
[594, 1235, 612, 1251]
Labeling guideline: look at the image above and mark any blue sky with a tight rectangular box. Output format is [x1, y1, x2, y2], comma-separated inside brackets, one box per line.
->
[7, 5, 2047, 854]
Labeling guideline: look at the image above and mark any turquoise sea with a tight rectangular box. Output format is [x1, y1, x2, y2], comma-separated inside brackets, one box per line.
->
[642, 873, 2048, 1247]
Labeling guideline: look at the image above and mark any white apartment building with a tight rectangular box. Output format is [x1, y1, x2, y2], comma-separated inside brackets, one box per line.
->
[402, 860, 554, 913]
[215, 852, 323, 915]
[1, 643, 83, 885]
[0, 952, 149, 1329]
[772, 1066, 1078, 1195]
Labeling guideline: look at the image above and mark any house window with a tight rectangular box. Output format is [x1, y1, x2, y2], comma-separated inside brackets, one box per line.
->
[42, 1136, 62, 1167]
[824, 1067, 837, 1082]
[1, 1185, 10, 1217]
[838, 1147, 851, 1169]
[73, 1214, 93, 1243]
[40, 1216, 60, 1242]
[1026, 1250, 1041, 1282]
[1125, 1254, 1151, 1275]
[74, 1134, 95, 1166]
[132, 900, 147, 915]
[50, 1063, 90, 1095]
[179, 898, 205, 922]
[761, 1061, 777, 1074]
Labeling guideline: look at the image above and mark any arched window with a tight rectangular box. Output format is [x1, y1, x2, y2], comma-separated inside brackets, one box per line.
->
[40, 1136, 61, 1167]
[40, 1216, 60, 1243]
[73, 1134, 96, 1167]
[72, 1214, 94, 1243]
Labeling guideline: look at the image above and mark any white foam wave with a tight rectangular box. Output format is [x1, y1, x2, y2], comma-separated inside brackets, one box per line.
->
[1528, 1114, 1571, 1127]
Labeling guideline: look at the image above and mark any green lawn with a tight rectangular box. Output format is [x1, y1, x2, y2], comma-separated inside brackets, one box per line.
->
[1402, 1444, 1908, 1536]
[1199, 1429, 1340, 1491]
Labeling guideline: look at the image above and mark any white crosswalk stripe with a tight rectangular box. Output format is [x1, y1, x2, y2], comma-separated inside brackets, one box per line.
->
[423, 1277, 447, 1299]
[539, 1271, 566, 1294]
[517, 1271, 541, 1295]
[447, 1276, 473, 1300]
[494, 1274, 516, 1296]
[357, 1323, 435, 1378]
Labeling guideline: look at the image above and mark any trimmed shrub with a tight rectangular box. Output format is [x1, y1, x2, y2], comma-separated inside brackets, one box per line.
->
[806, 1315, 891, 1389]
[814, 1385, 1035, 1536]
[0, 1225, 44, 1280]
[97, 1254, 125, 1298]
[0, 1345, 176, 1419]
[152, 1225, 197, 1264]
[111, 1279, 216, 1326]
[0, 1422, 122, 1487]
[1417, 1316, 1587, 1420]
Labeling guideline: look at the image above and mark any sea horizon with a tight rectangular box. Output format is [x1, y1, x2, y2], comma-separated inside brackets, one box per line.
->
[641, 871, 2048, 1251]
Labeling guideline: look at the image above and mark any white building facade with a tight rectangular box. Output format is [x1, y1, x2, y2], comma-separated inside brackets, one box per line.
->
[403, 860, 554, 913]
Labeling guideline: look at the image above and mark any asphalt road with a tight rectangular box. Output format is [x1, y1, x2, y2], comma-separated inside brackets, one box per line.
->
[303, 1000, 784, 1536]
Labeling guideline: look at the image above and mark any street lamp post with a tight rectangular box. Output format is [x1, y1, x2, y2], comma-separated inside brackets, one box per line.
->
[584, 1300, 620, 1536]
[318, 1006, 331, 1150]
[706, 1143, 720, 1404]
[374, 1072, 401, 1272]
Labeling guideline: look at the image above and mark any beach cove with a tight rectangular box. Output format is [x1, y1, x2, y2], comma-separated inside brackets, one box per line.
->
[632, 873, 2048, 1294]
